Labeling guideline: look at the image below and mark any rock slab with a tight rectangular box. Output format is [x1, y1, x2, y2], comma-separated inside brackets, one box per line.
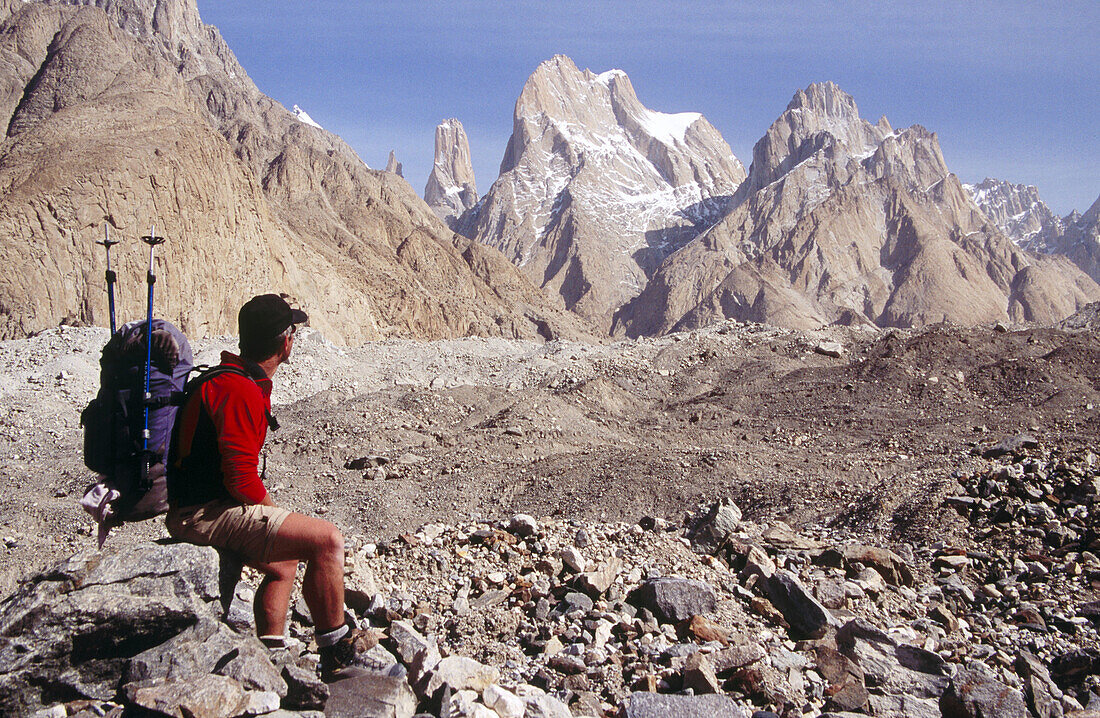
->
[0, 541, 220, 715]
[765, 570, 837, 639]
[624, 691, 747, 717]
[323, 671, 416, 718]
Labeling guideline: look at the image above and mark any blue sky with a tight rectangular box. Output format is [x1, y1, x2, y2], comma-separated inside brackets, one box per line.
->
[198, 1, 1098, 215]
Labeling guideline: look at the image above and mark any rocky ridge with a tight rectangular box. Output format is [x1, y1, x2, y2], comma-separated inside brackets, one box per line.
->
[425, 119, 478, 228]
[1056, 196, 1100, 284]
[614, 83, 1100, 335]
[0, 0, 589, 343]
[1034, 196, 1100, 286]
[459, 55, 747, 332]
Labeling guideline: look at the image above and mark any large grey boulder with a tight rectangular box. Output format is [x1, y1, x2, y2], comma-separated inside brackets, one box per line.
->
[865, 692, 942, 718]
[1016, 651, 1064, 718]
[127, 617, 286, 696]
[0, 541, 221, 715]
[764, 570, 838, 639]
[835, 619, 948, 699]
[323, 671, 416, 718]
[628, 577, 717, 624]
[423, 656, 500, 698]
[386, 620, 440, 685]
[685, 499, 742, 555]
[124, 674, 253, 718]
[515, 684, 573, 718]
[282, 663, 329, 711]
[814, 645, 868, 711]
[815, 544, 914, 586]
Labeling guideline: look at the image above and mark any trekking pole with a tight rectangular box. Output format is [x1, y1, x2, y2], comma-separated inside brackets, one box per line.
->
[139, 225, 165, 488]
[96, 225, 120, 334]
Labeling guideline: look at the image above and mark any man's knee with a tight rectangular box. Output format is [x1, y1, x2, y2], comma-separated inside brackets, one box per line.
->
[315, 522, 344, 561]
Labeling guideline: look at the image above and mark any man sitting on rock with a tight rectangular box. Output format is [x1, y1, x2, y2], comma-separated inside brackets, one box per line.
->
[166, 293, 367, 681]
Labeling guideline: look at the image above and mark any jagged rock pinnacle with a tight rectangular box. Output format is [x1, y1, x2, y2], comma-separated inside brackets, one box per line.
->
[424, 118, 477, 228]
[385, 149, 403, 177]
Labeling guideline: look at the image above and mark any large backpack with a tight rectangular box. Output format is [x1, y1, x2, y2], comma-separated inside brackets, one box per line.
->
[80, 319, 194, 530]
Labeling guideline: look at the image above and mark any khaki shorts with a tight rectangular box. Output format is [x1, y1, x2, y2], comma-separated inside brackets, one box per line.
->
[166, 500, 291, 564]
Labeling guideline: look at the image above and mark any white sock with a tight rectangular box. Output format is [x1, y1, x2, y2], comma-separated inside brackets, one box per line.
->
[259, 635, 287, 649]
[315, 623, 349, 648]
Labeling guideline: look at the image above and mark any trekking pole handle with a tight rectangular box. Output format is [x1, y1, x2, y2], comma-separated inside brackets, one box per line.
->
[97, 225, 121, 334]
[142, 225, 165, 285]
[101, 227, 118, 284]
[96, 227, 120, 253]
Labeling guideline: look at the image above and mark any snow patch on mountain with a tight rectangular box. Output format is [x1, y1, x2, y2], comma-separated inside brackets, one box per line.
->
[638, 109, 701, 146]
[292, 105, 322, 129]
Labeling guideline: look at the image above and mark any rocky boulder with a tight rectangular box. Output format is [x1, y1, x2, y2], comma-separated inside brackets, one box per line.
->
[835, 619, 948, 699]
[685, 498, 742, 556]
[623, 691, 746, 717]
[0, 541, 222, 714]
[815, 543, 914, 586]
[628, 577, 718, 624]
[764, 570, 838, 639]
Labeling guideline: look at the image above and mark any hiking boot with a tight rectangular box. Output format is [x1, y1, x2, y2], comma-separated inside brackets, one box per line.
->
[318, 627, 377, 682]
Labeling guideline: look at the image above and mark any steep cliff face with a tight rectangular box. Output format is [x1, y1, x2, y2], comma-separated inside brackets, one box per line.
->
[614, 83, 1100, 336]
[460, 55, 746, 331]
[0, 0, 591, 342]
[424, 118, 477, 227]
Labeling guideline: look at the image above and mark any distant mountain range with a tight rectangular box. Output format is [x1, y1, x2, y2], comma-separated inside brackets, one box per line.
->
[435, 61, 1099, 334]
[0, 1, 1093, 342]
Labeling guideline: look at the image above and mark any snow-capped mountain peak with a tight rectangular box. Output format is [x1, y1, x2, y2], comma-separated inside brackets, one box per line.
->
[459, 55, 746, 330]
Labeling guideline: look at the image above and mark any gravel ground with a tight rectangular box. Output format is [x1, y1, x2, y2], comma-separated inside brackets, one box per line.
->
[0, 316, 1098, 601]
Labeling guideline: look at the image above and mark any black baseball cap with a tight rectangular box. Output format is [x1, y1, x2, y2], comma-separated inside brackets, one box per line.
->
[239, 293, 308, 346]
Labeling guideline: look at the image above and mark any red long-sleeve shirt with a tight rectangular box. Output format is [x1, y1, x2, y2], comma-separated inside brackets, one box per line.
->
[171, 352, 271, 505]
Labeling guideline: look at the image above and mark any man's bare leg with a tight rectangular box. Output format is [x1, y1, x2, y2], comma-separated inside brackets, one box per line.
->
[249, 558, 297, 637]
[262, 512, 346, 632]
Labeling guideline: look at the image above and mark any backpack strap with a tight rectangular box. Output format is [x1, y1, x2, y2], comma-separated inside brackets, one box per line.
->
[183, 364, 279, 431]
